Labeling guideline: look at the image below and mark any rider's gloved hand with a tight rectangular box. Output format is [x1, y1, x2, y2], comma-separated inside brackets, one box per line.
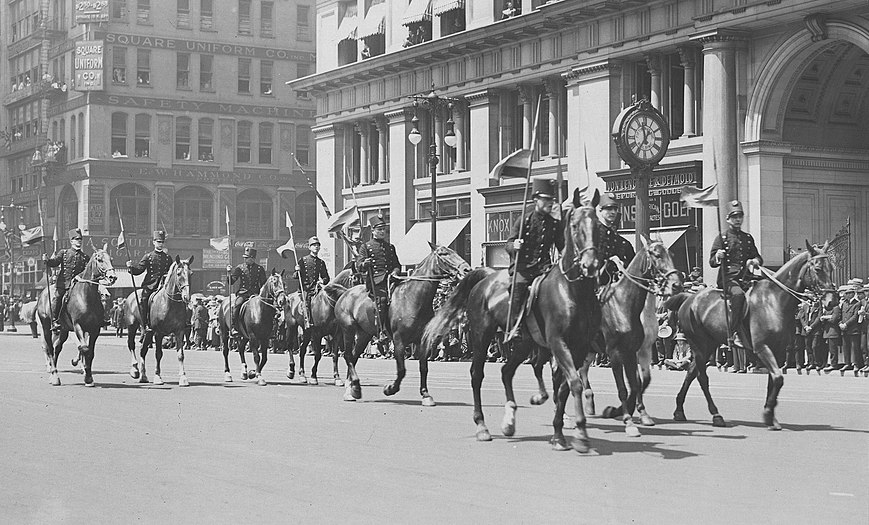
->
[226, 265, 232, 272]
[294, 265, 300, 272]
[42, 254, 47, 261]
[125, 260, 132, 268]
[715, 249, 726, 263]
[512, 239, 524, 250]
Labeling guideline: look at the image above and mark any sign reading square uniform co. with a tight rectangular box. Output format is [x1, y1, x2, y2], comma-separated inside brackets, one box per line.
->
[74, 40, 105, 91]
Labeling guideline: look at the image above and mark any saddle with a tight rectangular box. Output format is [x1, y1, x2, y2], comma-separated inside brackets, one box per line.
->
[512, 274, 548, 332]
[711, 286, 753, 324]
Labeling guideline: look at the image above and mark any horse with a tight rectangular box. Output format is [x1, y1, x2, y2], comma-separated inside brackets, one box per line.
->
[122, 256, 194, 386]
[422, 189, 602, 452]
[334, 243, 471, 405]
[666, 240, 835, 430]
[528, 237, 683, 437]
[284, 268, 357, 386]
[37, 244, 117, 386]
[217, 269, 287, 385]
[19, 300, 39, 338]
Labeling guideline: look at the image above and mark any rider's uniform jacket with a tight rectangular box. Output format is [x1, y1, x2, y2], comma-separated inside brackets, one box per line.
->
[230, 262, 267, 298]
[597, 222, 635, 281]
[357, 238, 400, 285]
[505, 205, 564, 277]
[296, 254, 330, 295]
[129, 250, 172, 292]
[709, 228, 762, 289]
[46, 248, 88, 290]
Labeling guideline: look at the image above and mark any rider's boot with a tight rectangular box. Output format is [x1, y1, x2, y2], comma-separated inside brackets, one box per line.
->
[230, 301, 242, 337]
[504, 280, 528, 344]
[375, 296, 389, 345]
[51, 289, 65, 333]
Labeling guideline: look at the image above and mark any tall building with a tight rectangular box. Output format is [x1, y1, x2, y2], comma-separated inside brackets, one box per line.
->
[292, 0, 869, 285]
[0, 0, 317, 297]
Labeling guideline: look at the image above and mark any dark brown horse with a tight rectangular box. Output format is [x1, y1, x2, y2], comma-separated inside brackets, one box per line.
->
[37, 245, 117, 386]
[217, 269, 287, 385]
[422, 189, 602, 452]
[667, 241, 835, 430]
[284, 268, 356, 386]
[123, 256, 194, 386]
[334, 244, 471, 405]
[530, 237, 683, 437]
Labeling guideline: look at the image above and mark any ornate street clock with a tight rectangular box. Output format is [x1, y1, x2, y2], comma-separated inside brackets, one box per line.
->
[612, 98, 670, 168]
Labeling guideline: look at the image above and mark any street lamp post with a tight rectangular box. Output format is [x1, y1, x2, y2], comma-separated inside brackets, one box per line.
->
[0, 204, 27, 297]
[407, 85, 460, 246]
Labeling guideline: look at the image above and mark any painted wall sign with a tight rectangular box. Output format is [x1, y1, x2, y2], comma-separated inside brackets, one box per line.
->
[99, 32, 314, 62]
[74, 40, 105, 91]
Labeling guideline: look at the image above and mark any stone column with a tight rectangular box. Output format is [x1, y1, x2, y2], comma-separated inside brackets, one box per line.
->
[466, 90, 501, 267]
[357, 121, 370, 185]
[645, 54, 662, 111]
[453, 100, 467, 171]
[678, 47, 697, 138]
[544, 77, 563, 156]
[518, 85, 533, 149]
[742, 141, 789, 267]
[342, 124, 355, 187]
[386, 109, 415, 239]
[375, 117, 388, 182]
[313, 124, 346, 274]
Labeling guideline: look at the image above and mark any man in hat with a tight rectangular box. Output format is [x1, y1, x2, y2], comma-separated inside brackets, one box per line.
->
[839, 280, 864, 372]
[227, 245, 267, 336]
[688, 266, 704, 286]
[126, 230, 173, 335]
[710, 200, 762, 349]
[504, 179, 564, 343]
[295, 236, 330, 326]
[596, 192, 635, 285]
[191, 297, 209, 351]
[43, 228, 89, 333]
[356, 215, 401, 344]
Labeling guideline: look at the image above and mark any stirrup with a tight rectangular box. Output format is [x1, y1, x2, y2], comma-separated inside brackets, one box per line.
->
[504, 324, 522, 343]
[50, 321, 62, 333]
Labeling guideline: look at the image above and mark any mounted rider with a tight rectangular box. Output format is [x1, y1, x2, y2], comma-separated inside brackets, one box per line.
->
[596, 191, 635, 285]
[294, 236, 330, 325]
[356, 215, 401, 345]
[126, 230, 173, 335]
[504, 179, 564, 343]
[43, 228, 89, 333]
[227, 244, 267, 336]
[710, 200, 762, 348]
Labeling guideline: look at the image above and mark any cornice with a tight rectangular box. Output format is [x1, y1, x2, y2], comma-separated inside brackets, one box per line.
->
[689, 28, 749, 46]
[384, 108, 413, 122]
[563, 60, 622, 84]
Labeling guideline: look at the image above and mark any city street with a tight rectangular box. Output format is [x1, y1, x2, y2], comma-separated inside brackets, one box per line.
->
[0, 332, 866, 524]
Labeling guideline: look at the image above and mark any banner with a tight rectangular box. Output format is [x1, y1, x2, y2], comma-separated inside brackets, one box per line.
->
[75, 1, 109, 23]
[74, 40, 105, 91]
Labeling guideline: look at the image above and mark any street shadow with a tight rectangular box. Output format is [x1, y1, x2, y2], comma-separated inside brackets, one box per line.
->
[503, 433, 699, 459]
[369, 399, 471, 407]
[592, 421, 748, 440]
[723, 419, 869, 434]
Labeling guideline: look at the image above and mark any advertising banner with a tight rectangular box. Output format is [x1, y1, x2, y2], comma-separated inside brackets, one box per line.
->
[74, 40, 105, 91]
[75, 1, 109, 23]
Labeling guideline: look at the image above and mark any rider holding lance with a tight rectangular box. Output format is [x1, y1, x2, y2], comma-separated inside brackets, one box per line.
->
[294, 236, 330, 325]
[505, 179, 564, 343]
[43, 228, 88, 333]
[227, 245, 267, 337]
[710, 200, 762, 349]
[356, 216, 401, 345]
[126, 230, 173, 335]
[596, 192, 635, 285]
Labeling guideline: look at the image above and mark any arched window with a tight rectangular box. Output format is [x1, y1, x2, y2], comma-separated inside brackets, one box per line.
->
[111, 112, 127, 157]
[109, 183, 151, 234]
[135, 114, 150, 158]
[78, 112, 85, 158]
[237, 189, 272, 238]
[174, 186, 213, 236]
[176, 117, 191, 160]
[57, 185, 78, 238]
[295, 191, 316, 241]
[237, 121, 251, 163]
[258, 122, 273, 164]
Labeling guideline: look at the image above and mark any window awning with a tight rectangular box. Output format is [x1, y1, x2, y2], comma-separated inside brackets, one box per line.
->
[393, 218, 470, 265]
[623, 228, 690, 252]
[432, 0, 464, 16]
[357, 2, 387, 39]
[402, 0, 432, 26]
[336, 13, 358, 41]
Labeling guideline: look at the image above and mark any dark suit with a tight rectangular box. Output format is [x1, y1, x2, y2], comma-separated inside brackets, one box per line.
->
[129, 250, 172, 327]
[229, 262, 267, 329]
[45, 247, 89, 321]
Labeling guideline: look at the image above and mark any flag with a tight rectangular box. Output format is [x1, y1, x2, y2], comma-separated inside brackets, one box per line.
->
[20, 226, 43, 247]
[680, 184, 719, 208]
[117, 230, 126, 250]
[489, 149, 533, 179]
[277, 212, 295, 259]
[225, 206, 231, 234]
[325, 205, 359, 233]
[210, 236, 230, 251]
[285, 211, 293, 229]
[52, 224, 58, 251]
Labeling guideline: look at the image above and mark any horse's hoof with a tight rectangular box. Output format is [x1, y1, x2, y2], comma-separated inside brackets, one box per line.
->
[257, 377, 267, 386]
[84, 376, 95, 387]
[179, 375, 190, 387]
[224, 373, 233, 383]
[139, 374, 149, 384]
[383, 383, 400, 396]
[421, 395, 436, 407]
[286, 369, 295, 380]
[550, 436, 571, 451]
[601, 406, 622, 419]
[583, 392, 596, 416]
[712, 414, 726, 427]
[343, 387, 356, 402]
[153, 375, 164, 386]
[640, 414, 656, 426]
[501, 402, 517, 437]
[624, 424, 641, 438]
[49, 375, 61, 386]
[299, 375, 307, 384]
[130, 366, 140, 379]
[673, 409, 687, 422]
[476, 429, 492, 442]
[308, 377, 318, 386]
[530, 393, 549, 405]
[768, 419, 782, 431]
[572, 437, 591, 454]
[350, 383, 362, 400]
[333, 378, 344, 387]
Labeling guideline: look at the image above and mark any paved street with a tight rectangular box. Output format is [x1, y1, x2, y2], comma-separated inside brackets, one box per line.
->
[0, 331, 866, 524]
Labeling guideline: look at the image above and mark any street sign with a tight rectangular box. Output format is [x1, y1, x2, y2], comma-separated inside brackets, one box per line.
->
[206, 280, 226, 294]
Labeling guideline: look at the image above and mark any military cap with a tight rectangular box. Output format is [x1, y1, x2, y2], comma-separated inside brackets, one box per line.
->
[68, 228, 83, 240]
[531, 179, 555, 200]
[726, 200, 744, 218]
[598, 192, 619, 210]
[369, 215, 386, 229]
[243, 246, 257, 258]
[153, 230, 166, 241]
[308, 236, 321, 246]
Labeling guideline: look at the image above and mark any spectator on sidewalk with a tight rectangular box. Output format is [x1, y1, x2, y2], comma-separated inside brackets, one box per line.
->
[816, 288, 843, 372]
[839, 280, 864, 372]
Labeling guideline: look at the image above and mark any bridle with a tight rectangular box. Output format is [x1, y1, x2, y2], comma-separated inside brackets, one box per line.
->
[163, 263, 191, 303]
[758, 252, 831, 302]
[559, 206, 598, 283]
[394, 249, 470, 283]
[258, 274, 286, 310]
[73, 251, 117, 287]
[611, 242, 681, 296]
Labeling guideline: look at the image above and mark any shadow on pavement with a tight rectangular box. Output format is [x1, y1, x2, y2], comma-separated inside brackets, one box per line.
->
[369, 399, 471, 407]
[723, 419, 869, 434]
[503, 433, 699, 459]
[592, 421, 748, 440]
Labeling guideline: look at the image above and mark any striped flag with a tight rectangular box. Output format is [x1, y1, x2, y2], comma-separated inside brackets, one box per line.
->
[679, 184, 719, 208]
[20, 226, 44, 247]
[117, 230, 126, 250]
[489, 149, 533, 179]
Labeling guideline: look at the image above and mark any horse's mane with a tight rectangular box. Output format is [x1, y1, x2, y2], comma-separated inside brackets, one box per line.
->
[773, 249, 810, 279]
[330, 268, 355, 288]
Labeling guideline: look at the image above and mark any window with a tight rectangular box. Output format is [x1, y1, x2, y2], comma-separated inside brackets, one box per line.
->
[111, 113, 128, 157]
[176, 53, 190, 88]
[237, 189, 273, 238]
[237, 121, 251, 163]
[200, 55, 213, 90]
[238, 58, 251, 94]
[176, 117, 191, 160]
[174, 186, 213, 235]
[295, 192, 317, 240]
[260, 60, 273, 95]
[177, 0, 190, 28]
[259, 123, 273, 164]
[135, 114, 151, 158]
[112, 47, 127, 84]
[110, 184, 151, 235]
[58, 187, 78, 240]
[297, 5, 311, 40]
[295, 125, 310, 165]
[198, 118, 213, 161]
[137, 0, 150, 24]
[78, 112, 85, 158]
[238, 0, 252, 35]
[137, 49, 150, 85]
[111, 0, 128, 20]
[200, 0, 213, 29]
[261, 2, 274, 37]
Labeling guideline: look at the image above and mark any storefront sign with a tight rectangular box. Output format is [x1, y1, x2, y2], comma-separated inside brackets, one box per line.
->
[75, 1, 109, 23]
[99, 32, 314, 62]
[202, 248, 230, 269]
[485, 210, 521, 243]
[87, 184, 105, 231]
[89, 162, 292, 186]
[74, 40, 105, 91]
[206, 280, 226, 293]
[87, 93, 314, 119]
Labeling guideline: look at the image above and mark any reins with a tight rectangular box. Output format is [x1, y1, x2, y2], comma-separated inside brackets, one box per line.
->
[606, 244, 680, 297]
[558, 206, 598, 283]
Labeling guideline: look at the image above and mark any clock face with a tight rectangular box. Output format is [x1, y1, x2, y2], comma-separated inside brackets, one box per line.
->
[624, 112, 666, 163]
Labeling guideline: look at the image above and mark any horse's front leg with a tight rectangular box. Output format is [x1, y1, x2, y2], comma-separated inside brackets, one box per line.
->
[254, 338, 268, 386]
[417, 342, 434, 406]
[754, 342, 784, 430]
[220, 328, 233, 382]
[42, 318, 61, 386]
[500, 339, 533, 437]
[636, 339, 656, 426]
[384, 333, 407, 397]
[342, 330, 365, 401]
[73, 324, 94, 387]
[308, 333, 322, 385]
[549, 338, 592, 454]
[127, 323, 140, 379]
[176, 329, 189, 387]
[152, 334, 165, 385]
[236, 337, 250, 380]
[530, 345, 550, 405]
[138, 331, 152, 384]
[550, 366, 572, 451]
[579, 352, 595, 416]
[297, 328, 310, 383]
[329, 337, 343, 387]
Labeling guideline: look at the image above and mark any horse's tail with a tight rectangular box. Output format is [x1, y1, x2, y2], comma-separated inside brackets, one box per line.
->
[421, 267, 494, 355]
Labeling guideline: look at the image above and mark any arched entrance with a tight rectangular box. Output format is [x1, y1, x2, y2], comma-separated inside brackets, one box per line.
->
[744, 19, 869, 280]
[57, 185, 78, 241]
